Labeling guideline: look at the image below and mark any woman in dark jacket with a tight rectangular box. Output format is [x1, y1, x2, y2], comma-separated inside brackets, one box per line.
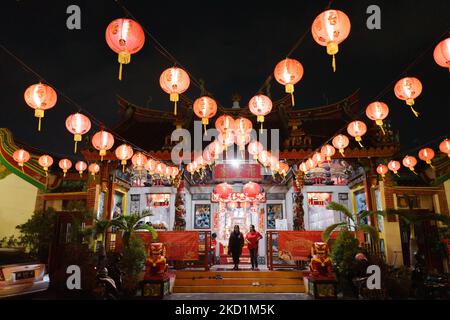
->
[228, 225, 244, 270]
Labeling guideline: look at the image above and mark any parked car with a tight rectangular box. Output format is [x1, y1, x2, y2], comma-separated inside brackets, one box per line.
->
[0, 248, 49, 298]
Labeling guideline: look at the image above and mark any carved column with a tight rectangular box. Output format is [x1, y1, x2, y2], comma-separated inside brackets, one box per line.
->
[293, 170, 305, 231]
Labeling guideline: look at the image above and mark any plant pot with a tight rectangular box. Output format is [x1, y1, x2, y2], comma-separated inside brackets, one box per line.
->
[122, 274, 139, 297]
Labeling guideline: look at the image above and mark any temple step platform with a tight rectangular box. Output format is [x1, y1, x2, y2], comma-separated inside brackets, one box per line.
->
[173, 269, 305, 293]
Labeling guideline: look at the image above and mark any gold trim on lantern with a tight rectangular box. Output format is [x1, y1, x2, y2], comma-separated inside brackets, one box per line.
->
[117, 51, 131, 81]
[355, 136, 364, 148]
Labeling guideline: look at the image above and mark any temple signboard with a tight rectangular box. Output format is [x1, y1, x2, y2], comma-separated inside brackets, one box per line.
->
[211, 192, 266, 203]
[213, 163, 262, 181]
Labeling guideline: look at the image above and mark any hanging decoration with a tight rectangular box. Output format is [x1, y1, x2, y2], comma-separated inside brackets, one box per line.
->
[215, 182, 233, 199]
[88, 163, 100, 176]
[306, 158, 317, 170]
[439, 138, 450, 157]
[145, 158, 157, 174]
[215, 115, 235, 139]
[24, 83, 57, 132]
[234, 117, 253, 136]
[249, 94, 273, 132]
[332, 134, 349, 156]
[38, 155, 53, 177]
[209, 140, 224, 160]
[376, 164, 388, 180]
[312, 152, 324, 166]
[75, 161, 87, 177]
[388, 160, 401, 177]
[13, 149, 30, 171]
[347, 120, 367, 148]
[193, 96, 218, 134]
[105, 18, 145, 80]
[65, 113, 91, 153]
[311, 9, 351, 72]
[248, 140, 263, 160]
[394, 77, 422, 117]
[160, 67, 190, 115]
[58, 159, 72, 177]
[92, 130, 115, 161]
[433, 37, 450, 71]
[258, 150, 272, 167]
[243, 182, 261, 198]
[273, 58, 304, 106]
[278, 162, 289, 176]
[320, 144, 336, 161]
[418, 147, 435, 168]
[131, 152, 147, 171]
[366, 101, 389, 135]
[299, 162, 309, 173]
[402, 155, 418, 174]
[235, 132, 251, 154]
[115, 144, 134, 172]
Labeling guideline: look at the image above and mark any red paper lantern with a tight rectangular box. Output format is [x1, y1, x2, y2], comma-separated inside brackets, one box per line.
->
[278, 162, 289, 176]
[235, 133, 251, 151]
[274, 58, 304, 106]
[66, 113, 91, 153]
[208, 140, 224, 160]
[234, 117, 253, 136]
[299, 162, 309, 173]
[249, 94, 272, 131]
[24, 83, 57, 131]
[376, 164, 388, 179]
[306, 158, 317, 170]
[38, 155, 53, 176]
[332, 134, 349, 156]
[132, 152, 147, 171]
[248, 141, 263, 160]
[258, 150, 272, 167]
[13, 149, 30, 169]
[193, 96, 218, 134]
[243, 181, 261, 198]
[215, 115, 235, 134]
[59, 159, 72, 177]
[418, 148, 435, 167]
[433, 37, 450, 71]
[439, 139, 450, 157]
[402, 155, 417, 173]
[92, 130, 114, 161]
[105, 18, 145, 80]
[347, 120, 367, 148]
[269, 156, 280, 173]
[388, 160, 401, 176]
[75, 161, 87, 177]
[218, 131, 235, 149]
[186, 163, 195, 176]
[366, 102, 389, 135]
[202, 148, 214, 165]
[156, 162, 167, 176]
[311, 9, 351, 72]
[171, 167, 179, 178]
[321, 144, 336, 161]
[160, 67, 190, 115]
[394, 77, 422, 117]
[312, 152, 324, 166]
[88, 163, 100, 176]
[145, 159, 157, 173]
[216, 182, 233, 199]
[115, 144, 134, 172]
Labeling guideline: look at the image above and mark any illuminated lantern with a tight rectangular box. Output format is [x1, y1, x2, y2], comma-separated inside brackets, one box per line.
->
[65, 113, 91, 153]
[274, 58, 304, 106]
[388, 160, 401, 176]
[299, 162, 309, 173]
[249, 94, 272, 132]
[258, 150, 272, 167]
[279, 162, 289, 176]
[115, 144, 133, 172]
[248, 141, 263, 160]
[59, 159, 72, 177]
[13, 149, 30, 170]
[88, 163, 100, 176]
[215, 115, 235, 136]
[312, 152, 325, 166]
[186, 163, 195, 176]
[145, 159, 157, 173]
[218, 131, 235, 151]
[160, 67, 190, 115]
[38, 155, 53, 176]
[193, 96, 218, 134]
[306, 158, 317, 170]
[243, 181, 261, 198]
[394, 77, 422, 117]
[92, 130, 114, 161]
[24, 83, 57, 131]
[228, 202, 238, 210]
[171, 167, 179, 178]
[376, 164, 388, 179]
[195, 156, 206, 171]
[164, 166, 173, 178]
[439, 139, 450, 157]
[209, 140, 223, 160]
[433, 37, 450, 71]
[311, 9, 351, 72]
[418, 148, 435, 168]
[366, 102, 389, 135]
[321, 144, 336, 161]
[269, 156, 280, 173]
[202, 148, 214, 165]
[105, 18, 145, 80]
[75, 161, 87, 177]
[332, 134, 349, 156]
[216, 182, 233, 199]
[131, 152, 147, 171]
[347, 120, 367, 148]
[402, 155, 417, 173]
[235, 133, 251, 152]
[156, 162, 167, 176]
[234, 117, 253, 136]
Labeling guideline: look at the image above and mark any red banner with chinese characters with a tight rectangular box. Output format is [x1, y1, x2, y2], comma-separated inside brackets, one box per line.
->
[277, 231, 339, 261]
[213, 163, 262, 181]
[137, 231, 199, 261]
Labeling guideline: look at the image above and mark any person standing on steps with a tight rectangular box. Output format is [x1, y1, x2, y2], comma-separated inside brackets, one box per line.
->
[245, 225, 263, 270]
[228, 225, 244, 270]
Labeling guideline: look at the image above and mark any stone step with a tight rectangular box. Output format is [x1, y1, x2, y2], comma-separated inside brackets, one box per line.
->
[175, 270, 303, 279]
[175, 278, 304, 286]
[173, 284, 305, 293]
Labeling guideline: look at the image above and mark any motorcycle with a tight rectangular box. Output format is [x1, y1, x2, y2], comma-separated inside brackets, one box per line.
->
[92, 267, 119, 300]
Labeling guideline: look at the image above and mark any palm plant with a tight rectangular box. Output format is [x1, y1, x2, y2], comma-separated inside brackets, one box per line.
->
[322, 202, 380, 243]
[111, 212, 157, 248]
[93, 218, 112, 259]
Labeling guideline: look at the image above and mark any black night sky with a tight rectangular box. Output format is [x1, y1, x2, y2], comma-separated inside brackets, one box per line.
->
[1, 0, 449, 160]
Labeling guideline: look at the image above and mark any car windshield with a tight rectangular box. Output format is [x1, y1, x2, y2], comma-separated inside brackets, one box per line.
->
[0, 249, 35, 265]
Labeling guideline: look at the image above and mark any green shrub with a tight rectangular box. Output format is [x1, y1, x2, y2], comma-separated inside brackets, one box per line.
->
[121, 235, 146, 277]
